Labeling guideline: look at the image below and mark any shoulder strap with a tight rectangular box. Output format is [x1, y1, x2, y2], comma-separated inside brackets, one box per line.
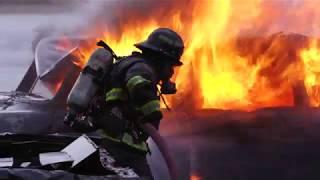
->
[109, 56, 146, 89]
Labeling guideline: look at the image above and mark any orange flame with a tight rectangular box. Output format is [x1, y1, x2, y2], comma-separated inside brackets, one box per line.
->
[69, 0, 320, 111]
[300, 40, 320, 106]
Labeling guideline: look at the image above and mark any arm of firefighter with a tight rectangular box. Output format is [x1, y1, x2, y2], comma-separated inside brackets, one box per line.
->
[125, 63, 163, 129]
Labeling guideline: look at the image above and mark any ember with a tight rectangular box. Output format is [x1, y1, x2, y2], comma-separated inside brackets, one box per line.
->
[68, 0, 320, 111]
[190, 174, 202, 180]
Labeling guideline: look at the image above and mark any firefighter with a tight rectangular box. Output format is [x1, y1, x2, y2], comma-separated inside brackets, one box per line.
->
[99, 27, 184, 179]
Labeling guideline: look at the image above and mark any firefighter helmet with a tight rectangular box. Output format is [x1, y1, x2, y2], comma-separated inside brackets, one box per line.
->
[135, 28, 184, 66]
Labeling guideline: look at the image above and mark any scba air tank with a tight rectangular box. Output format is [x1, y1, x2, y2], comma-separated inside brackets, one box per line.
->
[67, 48, 113, 113]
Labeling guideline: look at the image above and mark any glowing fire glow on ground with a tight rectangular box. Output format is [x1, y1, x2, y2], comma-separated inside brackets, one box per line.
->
[190, 174, 202, 180]
[70, 0, 320, 111]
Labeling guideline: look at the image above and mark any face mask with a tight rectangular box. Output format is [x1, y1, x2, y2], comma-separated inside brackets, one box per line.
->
[160, 80, 177, 94]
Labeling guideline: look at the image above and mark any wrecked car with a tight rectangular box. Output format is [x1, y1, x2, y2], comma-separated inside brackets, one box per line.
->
[0, 36, 145, 180]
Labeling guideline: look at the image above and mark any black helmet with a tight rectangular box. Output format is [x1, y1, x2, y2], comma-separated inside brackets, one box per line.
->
[135, 28, 184, 66]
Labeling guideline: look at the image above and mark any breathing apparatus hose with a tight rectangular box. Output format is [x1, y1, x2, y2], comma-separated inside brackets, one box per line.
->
[141, 123, 178, 180]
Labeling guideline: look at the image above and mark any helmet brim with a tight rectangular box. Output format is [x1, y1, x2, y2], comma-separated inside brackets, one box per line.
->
[134, 42, 183, 66]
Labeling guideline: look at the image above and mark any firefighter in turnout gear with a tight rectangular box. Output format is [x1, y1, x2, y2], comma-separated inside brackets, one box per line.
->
[65, 27, 184, 179]
[101, 28, 184, 178]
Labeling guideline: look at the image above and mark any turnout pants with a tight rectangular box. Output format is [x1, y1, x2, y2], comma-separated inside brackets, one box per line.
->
[101, 139, 153, 180]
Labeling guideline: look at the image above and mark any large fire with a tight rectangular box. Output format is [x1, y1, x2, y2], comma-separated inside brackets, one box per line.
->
[300, 40, 320, 107]
[71, 0, 320, 111]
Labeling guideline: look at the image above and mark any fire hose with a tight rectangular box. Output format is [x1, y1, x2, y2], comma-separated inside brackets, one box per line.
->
[141, 123, 178, 180]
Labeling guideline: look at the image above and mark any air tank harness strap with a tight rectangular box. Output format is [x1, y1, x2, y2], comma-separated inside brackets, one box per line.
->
[157, 86, 171, 111]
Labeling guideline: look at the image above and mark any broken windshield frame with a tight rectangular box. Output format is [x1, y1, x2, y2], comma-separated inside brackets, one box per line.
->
[29, 36, 80, 99]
